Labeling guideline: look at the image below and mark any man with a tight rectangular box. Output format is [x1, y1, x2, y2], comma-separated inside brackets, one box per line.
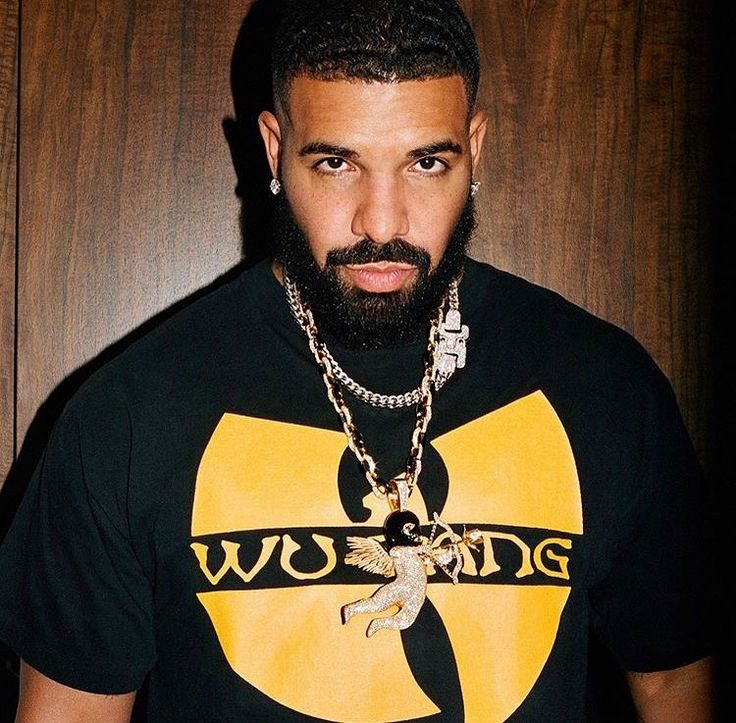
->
[0, 0, 715, 720]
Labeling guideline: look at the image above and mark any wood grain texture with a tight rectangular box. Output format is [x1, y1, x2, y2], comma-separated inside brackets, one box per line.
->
[462, 0, 713, 463]
[16, 0, 715, 471]
[17, 0, 251, 442]
[0, 0, 18, 488]
[4, 0, 727, 710]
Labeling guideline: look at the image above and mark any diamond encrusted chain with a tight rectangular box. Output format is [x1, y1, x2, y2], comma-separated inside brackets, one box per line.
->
[283, 271, 486, 635]
[285, 279, 440, 505]
[284, 275, 467, 408]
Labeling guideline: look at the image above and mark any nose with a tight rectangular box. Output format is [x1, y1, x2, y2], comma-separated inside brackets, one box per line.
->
[350, 174, 410, 243]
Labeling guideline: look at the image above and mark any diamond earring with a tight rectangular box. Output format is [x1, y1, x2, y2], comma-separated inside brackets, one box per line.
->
[470, 180, 481, 198]
[269, 178, 282, 196]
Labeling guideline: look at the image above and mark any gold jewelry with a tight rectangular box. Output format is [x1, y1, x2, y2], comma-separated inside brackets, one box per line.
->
[284, 275, 469, 408]
[285, 273, 483, 636]
[288, 286, 437, 498]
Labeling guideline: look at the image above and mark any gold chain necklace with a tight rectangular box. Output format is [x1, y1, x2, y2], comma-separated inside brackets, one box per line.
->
[285, 274, 467, 408]
[285, 272, 483, 637]
[290, 286, 437, 508]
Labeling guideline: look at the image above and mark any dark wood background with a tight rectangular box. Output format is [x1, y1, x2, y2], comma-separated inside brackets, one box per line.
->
[0, 0, 17, 519]
[0, 0, 732, 717]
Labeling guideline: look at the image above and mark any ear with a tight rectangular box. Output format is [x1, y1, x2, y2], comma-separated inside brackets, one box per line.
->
[258, 111, 283, 178]
[468, 110, 488, 175]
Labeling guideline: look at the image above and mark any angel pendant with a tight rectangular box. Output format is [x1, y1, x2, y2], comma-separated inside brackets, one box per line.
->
[341, 511, 482, 637]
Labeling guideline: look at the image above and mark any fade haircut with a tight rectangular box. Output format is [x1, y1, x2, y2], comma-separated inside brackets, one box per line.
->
[271, 0, 480, 117]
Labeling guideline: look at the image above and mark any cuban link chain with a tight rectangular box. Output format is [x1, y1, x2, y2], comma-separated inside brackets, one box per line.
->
[284, 275, 468, 408]
[287, 285, 438, 503]
[283, 272, 484, 636]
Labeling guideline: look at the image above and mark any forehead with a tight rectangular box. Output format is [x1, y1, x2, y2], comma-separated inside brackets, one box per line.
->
[284, 75, 470, 151]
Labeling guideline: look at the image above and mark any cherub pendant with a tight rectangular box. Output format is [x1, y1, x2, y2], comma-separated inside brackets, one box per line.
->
[341, 511, 482, 637]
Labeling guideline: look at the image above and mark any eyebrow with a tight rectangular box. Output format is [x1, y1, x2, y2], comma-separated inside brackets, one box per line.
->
[406, 140, 463, 159]
[299, 142, 359, 159]
[298, 139, 464, 160]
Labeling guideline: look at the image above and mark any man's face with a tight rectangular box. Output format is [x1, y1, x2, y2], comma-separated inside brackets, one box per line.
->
[259, 75, 487, 347]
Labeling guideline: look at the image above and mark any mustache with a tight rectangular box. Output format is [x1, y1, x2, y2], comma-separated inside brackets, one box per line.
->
[325, 238, 431, 272]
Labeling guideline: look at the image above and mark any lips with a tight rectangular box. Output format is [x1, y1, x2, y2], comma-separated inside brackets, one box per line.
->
[342, 262, 417, 293]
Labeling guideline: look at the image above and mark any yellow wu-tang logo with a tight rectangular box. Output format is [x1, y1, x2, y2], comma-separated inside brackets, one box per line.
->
[191, 391, 583, 722]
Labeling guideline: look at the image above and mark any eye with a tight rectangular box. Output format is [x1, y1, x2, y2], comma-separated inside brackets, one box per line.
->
[411, 156, 449, 175]
[314, 157, 351, 174]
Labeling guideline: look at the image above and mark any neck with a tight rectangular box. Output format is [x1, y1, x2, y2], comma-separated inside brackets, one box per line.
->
[272, 259, 285, 286]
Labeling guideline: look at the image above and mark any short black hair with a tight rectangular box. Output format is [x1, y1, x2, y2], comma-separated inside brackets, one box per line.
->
[272, 0, 480, 115]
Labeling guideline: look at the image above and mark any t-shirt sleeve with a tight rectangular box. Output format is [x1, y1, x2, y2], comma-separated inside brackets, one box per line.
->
[588, 347, 716, 673]
[0, 386, 156, 694]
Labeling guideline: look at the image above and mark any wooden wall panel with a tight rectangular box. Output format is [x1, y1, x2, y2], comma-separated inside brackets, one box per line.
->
[15, 0, 714, 467]
[0, 0, 18, 489]
[2, 0, 727, 715]
[463, 0, 712, 463]
[17, 0, 250, 443]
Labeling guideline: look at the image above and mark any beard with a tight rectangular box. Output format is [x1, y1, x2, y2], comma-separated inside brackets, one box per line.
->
[273, 194, 476, 350]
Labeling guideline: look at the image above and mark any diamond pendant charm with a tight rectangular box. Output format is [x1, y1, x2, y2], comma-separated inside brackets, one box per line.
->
[342, 543, 429, 637]
[341, 514, 484, 637]
[435, 308, 469, 379]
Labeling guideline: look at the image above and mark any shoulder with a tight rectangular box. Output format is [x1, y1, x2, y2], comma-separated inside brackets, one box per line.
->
[464, 257, 669, 397]
[67, 261, 273, 414]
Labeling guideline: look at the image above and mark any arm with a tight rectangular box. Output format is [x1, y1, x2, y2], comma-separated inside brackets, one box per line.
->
[626, 656, 714, 723]
[15, 661, 136, 723]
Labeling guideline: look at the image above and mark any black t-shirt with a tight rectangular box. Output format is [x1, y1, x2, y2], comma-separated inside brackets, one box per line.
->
[0, 258, 713, 721]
